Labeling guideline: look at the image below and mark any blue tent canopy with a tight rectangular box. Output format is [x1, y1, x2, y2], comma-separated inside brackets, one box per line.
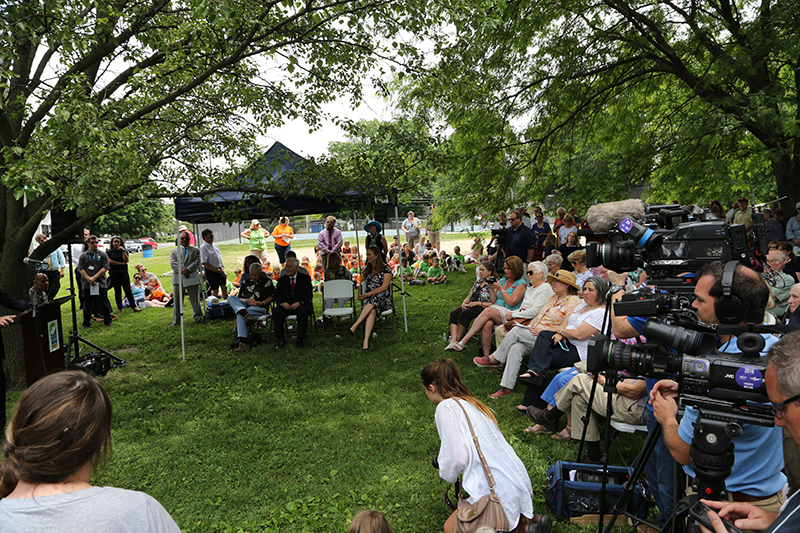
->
[173, 142, 382, 223]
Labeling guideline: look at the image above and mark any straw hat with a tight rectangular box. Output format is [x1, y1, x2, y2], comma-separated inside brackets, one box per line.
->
[546, 269, 580, 291]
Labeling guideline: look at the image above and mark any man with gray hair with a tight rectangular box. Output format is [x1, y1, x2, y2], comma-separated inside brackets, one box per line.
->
[273, 257, 313, 348]
[699, 331, 800, 532]
[763, 208, 784, 244]
[764, 249, 795, 318]
[227, 262, 275, 352]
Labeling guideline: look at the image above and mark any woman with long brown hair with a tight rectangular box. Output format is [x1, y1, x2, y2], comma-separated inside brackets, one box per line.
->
[422, 359, 546, 533]
[0, 371, 180, 531]
[349, 246, 392, 350]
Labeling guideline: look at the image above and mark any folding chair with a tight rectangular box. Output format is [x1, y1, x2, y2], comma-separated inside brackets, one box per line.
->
[609, 419, 649, 467]
[360, 280, 396, 335]
[321, 280, 356, 337]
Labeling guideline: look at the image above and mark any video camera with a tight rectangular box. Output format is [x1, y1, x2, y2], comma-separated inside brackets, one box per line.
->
[587, 321, 773, 419]
[583, 203, 768, 284]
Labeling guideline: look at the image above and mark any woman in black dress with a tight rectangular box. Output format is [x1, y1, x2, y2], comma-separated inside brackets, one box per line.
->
[349, 246, 392, 350]
[107, 237, 140, 312]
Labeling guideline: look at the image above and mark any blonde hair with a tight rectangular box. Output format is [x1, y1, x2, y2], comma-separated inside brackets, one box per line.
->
[348, 510, 392, 533]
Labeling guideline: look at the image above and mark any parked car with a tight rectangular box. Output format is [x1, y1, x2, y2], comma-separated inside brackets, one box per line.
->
[138, 237, 158, 249]
[125, 239, 143, 253]
[96, 238, 111, 251]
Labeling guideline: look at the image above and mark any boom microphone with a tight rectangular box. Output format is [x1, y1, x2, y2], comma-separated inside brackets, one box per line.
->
[23, 257, 44, 265]
[584, 199, 647, 233]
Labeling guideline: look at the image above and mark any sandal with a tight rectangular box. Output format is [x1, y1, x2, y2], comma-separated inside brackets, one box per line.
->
[517, 372, 544, 387]
[551, 428, 571, 440]
[515, 405, 528, 413]
[523, 424, 553, 435]
[452, 341, 466, 352]
[526, 406, 560, 433]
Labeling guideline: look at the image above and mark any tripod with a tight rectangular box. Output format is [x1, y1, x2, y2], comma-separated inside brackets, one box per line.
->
[64, 246, 125, 369]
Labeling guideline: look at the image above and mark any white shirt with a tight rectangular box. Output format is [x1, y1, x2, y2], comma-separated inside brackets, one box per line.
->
[435, 398, 534, 530]
[199, 240, 223, 270]
[512, 283, 554, 320]
[567, 302, 606, 359]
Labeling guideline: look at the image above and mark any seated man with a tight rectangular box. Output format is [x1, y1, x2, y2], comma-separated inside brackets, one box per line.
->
[228, 263, 275, 353]
[527, 362, 646, 463]
[273, 258, 313, 348]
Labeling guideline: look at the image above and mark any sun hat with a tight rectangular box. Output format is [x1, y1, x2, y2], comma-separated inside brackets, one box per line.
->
[546, 269, 581, 291]
[178, 224, 188, 232]
[364, 220, 383, 233]
[251, 219, 260, 226]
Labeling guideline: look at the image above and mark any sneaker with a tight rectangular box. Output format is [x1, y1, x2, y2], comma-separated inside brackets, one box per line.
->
[474, 356, 500, 368]
[234, 342, 250, 353]
[244, 314, 257, 326]
[489, 388, 513, 399]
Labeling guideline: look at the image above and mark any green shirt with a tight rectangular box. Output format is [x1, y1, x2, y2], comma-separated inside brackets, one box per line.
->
[417, 261, 431, 273]
[427, 266, 444, 277]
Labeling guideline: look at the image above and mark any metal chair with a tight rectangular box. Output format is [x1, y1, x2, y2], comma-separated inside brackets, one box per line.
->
[321, 280, 356, 337]
[360, 280, 396, 335]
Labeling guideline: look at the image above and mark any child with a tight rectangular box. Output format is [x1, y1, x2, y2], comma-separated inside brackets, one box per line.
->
[415, 252, 431, 278]
[349, 258, 361, 285]
[388, 252, 400, 276]
[233, 267, 243, 287]
[351, 246, 364, 267]
[312, 271, 323, 292]
[342, 240, 352, 259]
[348, 510, 392, 533]
[401, 257, 423, 285]
[300, 257, 312, 277]
[272, 265, 281, 279]
[452, 246, 466, 272]
[426, 256, 447, 284]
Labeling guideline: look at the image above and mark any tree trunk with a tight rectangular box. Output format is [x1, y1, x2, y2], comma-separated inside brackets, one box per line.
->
[774, 154, 799, 221]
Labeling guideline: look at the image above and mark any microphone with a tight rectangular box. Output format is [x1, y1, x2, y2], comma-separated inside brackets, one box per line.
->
[584, 199, 646, 233]
[23, 257, 44, 265]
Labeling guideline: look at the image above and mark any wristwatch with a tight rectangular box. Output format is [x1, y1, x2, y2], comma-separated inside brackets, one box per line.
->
[609, 284, 624, 295]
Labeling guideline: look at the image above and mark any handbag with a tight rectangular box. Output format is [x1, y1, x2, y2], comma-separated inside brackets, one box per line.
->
[453, 400, 510, 533]
[503, 318, 532, 331]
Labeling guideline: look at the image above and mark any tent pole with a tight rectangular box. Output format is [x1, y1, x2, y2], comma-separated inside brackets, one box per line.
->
[177, 219, 185, 361]
[395, 204, 408, 332]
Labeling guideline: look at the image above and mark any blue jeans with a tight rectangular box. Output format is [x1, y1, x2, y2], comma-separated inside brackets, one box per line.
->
[228, 296, 267, 339]
[644, 408, 675, 526]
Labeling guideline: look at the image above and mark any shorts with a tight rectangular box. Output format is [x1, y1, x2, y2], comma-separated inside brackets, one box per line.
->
[250, 249, 268, 260]
[205, 269, 227, 290]
[427, 231, 441, 247]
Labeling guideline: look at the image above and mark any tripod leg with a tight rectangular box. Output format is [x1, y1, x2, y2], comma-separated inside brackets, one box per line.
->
[603, 423, 663, 533]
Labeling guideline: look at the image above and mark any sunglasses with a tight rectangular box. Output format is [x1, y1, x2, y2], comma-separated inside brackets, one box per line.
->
[527, 271, 535, 275]
[88, 240, 98, 244]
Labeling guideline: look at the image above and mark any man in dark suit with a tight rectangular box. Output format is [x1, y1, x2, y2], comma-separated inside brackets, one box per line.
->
[273, 257, 313, 348]
[0, 288, 32, 429]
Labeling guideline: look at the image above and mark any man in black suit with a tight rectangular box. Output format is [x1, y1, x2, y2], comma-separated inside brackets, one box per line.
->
[1, 288, 32, 429]
[273, 257, 313, 348]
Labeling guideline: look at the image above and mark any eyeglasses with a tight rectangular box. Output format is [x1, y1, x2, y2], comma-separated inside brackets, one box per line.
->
[527, 271, 535, 275]
[88, 240, 98, 244]
[508, 216, 518, 221]
[134, 276, 142, 280]
[774, 393, 800, 420]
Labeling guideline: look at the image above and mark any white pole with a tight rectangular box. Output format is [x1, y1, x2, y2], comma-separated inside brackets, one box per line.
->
[394, 204, 408, 332]
[176, 220, 185, 361]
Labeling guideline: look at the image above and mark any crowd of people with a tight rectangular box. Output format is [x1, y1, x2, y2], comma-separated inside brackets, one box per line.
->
[12, 200, 800, 532]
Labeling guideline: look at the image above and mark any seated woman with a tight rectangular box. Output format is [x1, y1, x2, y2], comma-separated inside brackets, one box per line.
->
[491, 261, 554, 349]
[130, 274, 148, 308]
[349, 246, 392, 350]
[474, 269, 581, 399]
[134, 264, 161, 290]
[446, 262, 498, 350]
[0, 371, 180, 531]
[542, 234, 559, 259]
[558, 232, 583, 272]
[464, 237, 483, 263]
[543, 253, 562, 274]
[422, 359, 549, 533]
[450, 256, 527, 355]
[518, 276, 609, 410]
[569, 249, 592, 288]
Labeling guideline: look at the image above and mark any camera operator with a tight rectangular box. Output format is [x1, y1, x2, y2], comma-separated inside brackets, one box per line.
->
[651, 263, 786, 515]
[490, 209, 537, 266]
[699, 332, 800, 533]
[607, 270, 676, 532]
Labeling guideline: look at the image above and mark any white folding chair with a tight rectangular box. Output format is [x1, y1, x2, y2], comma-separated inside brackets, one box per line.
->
[321, 280, 356, 337]
[360, 280, 396, 335]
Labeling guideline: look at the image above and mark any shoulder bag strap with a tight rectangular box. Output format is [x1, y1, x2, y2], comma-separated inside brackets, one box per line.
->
[454, 399, 499, 498]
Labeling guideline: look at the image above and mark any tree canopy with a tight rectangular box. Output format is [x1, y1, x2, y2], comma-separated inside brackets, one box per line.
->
[397, 0, 799, 215]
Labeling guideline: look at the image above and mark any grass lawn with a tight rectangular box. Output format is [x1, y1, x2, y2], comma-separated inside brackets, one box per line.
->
[4, 244, 645, 532]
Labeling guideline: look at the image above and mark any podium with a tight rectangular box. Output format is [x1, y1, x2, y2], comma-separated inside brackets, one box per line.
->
[18, 296, 70, 386]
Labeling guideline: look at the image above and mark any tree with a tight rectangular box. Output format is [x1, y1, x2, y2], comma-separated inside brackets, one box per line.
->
[0, 0, 427, 385]
[92, 200, 173, 237]
[397, 0, 799, 215]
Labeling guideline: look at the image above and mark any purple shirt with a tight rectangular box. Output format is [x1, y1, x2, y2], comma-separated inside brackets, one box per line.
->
[317, 227, 343, 254]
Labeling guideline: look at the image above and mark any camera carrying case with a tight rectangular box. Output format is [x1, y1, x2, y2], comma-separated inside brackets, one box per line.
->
[544, 461, 649, 521]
